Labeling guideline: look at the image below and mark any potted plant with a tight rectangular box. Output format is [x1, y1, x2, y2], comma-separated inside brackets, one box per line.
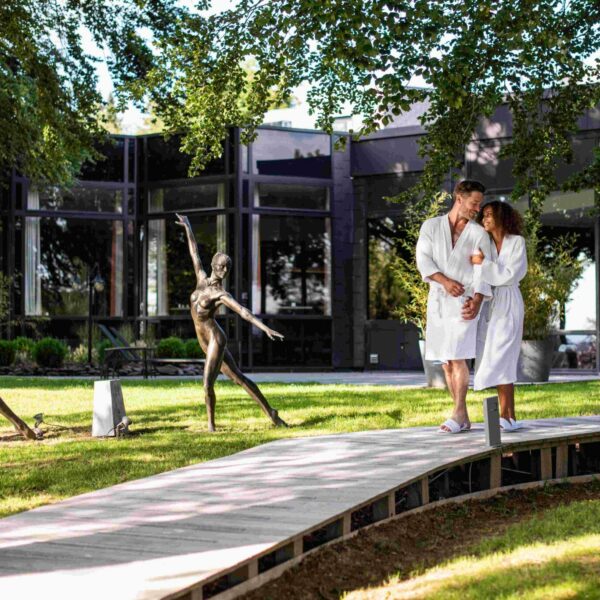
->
[391, 192, 449, 387]
[518, 223, 588, 382]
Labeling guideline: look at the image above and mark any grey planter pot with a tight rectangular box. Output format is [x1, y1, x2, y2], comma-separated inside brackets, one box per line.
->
[418, 340, 447, 389]
[517, 339, 554, 383]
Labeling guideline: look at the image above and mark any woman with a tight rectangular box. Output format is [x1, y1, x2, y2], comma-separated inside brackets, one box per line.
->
[175, 213, 287, 432]
[471, 201, 527, 431]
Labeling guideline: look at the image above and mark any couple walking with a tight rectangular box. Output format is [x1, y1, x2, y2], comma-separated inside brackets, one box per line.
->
[416, 180, 528, 433]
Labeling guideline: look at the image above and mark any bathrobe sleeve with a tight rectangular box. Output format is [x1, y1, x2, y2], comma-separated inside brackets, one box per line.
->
[472, 230, 493, 298]
[480, 235, 528, 286]
[416, 220, 442, 282]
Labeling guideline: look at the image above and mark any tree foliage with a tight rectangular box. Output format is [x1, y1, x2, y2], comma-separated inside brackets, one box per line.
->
[0, 0, 183, 186]
[152, 0, 600, 198]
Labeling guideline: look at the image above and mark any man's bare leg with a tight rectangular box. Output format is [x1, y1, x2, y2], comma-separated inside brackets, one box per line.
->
[441, 359, 470, 430]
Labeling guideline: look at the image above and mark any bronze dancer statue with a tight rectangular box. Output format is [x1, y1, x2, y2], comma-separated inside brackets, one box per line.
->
[175, 213, 288, 431]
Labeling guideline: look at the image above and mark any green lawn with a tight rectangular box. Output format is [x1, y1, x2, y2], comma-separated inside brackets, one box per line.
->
[0, 377, 599, 518]
[346, 487, 600, 599]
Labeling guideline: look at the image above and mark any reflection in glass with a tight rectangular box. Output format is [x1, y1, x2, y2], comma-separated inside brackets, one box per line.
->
[146, 135, 225, 181]
[252, 216, 331, 315]
[251, 319, 331, 366]
[148, 183, 224, 213]
[79, 139, 125, 181]
[255, 183, 329, 210]
[147, 214, 226, 316]
[29, 186, 123, 212]
[24, 217, 124, 316]
[252, 129, 331, 178]
[367, 217, 408, 320]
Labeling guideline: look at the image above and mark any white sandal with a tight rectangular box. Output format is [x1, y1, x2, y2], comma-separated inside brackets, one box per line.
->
[439, 418, 462, 434]
[500, 418, 514, 432]
[510, 418, 523, 430]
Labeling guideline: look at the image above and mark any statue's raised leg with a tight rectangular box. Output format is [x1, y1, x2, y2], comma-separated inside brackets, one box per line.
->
[220, 349, 288, 427]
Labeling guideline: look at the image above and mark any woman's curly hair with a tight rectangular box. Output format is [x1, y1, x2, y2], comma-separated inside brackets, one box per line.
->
[477, 201, 524, 236]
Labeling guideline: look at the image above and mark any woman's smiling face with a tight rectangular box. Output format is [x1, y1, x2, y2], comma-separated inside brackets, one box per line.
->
[481, 205, 498, 233]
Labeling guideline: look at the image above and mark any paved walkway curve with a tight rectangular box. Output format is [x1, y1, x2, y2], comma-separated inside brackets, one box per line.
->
[1, 416, 599, 600]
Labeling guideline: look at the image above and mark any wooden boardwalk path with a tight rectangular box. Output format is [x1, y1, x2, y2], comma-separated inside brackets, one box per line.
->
[1, 416, 599, 600]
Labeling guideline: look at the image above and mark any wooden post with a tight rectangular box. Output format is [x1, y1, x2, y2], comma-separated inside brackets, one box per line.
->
[388, 491, 395, 517]
[540, 447, 552, 480]
[420, 477, 429, 505]
[293, 537, 303, 557]
[342, 513, 351, 535]
[556, 445, 569, 479]
[0, 397, 37, 440]
[247, 560, 258, 579]
[490, 453, 502, 488]
[190, 587, 203, 600]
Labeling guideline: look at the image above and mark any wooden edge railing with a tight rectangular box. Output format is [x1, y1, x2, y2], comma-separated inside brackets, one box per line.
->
[166, 429, 600, 600]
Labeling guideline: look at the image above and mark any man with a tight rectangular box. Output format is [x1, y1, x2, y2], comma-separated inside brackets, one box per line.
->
[416, 180, 492, 433]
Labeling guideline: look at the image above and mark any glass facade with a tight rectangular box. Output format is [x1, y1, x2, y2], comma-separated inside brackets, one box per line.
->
[4, 119, 596, 371]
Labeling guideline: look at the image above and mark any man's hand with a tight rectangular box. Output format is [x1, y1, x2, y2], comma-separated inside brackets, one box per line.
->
[461, 296, 482, 320]
[441, 277, 465, 297]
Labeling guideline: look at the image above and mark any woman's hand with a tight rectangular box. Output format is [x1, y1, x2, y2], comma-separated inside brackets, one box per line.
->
[175, 213, 191, 229]
[470, 249, 484, 265]
[265, 328, 284, 341]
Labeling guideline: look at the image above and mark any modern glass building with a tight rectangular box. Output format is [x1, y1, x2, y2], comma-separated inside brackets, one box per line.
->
[1, 103, 598, 371]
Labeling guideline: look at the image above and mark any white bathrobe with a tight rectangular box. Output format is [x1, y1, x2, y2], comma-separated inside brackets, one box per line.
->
[474, 234, 528, 390]
[416, 215, 493, 362]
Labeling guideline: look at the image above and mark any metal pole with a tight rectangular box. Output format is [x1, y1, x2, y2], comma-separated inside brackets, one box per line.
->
[87, 269, 93, 364]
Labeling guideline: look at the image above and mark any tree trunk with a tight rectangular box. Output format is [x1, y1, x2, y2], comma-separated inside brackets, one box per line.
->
[0, 397, 37, 440]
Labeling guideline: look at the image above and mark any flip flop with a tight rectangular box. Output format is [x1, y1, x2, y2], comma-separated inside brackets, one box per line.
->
[500, 417, 514, 432]
[439, 418, 462, 434]
[510, 418, 523, 430]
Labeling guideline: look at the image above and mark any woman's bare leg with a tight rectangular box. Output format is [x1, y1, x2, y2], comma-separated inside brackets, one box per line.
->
[203, 339, 224, 432]
[497, 383, 515, 421]
[220, 349, 288, 427]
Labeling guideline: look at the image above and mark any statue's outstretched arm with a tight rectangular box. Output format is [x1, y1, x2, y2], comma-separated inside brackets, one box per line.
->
[175, 213, 207, 283]
[219, 295, 284, 341]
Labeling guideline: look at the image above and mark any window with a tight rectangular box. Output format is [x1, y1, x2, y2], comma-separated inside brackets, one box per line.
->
[255, 183, 329, 210]
[252, 215, 331, 315]
[24, 217, 124, 316]
[28, 186, 123, 213]
[148, 183, 224, 213]
[252, 129, 331, 178]
[147, 214, 226, 316]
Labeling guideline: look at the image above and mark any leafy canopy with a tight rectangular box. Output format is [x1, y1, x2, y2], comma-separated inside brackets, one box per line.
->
[0, 0, 184, 186]
[152, 0, 600, 199]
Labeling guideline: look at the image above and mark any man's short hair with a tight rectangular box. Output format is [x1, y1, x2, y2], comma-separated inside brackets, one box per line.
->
[453, 180, 486, 201]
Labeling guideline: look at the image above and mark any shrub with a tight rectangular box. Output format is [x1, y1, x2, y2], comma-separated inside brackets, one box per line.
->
[156, 337, 185, 358]
[185, 338, 204, 359]
[95, 340, 113, 365]
[13, 336, 35, 357]
[0, 340, 16, 366]
[68, 343, 89, 364]
[32, 337, 68, 368]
